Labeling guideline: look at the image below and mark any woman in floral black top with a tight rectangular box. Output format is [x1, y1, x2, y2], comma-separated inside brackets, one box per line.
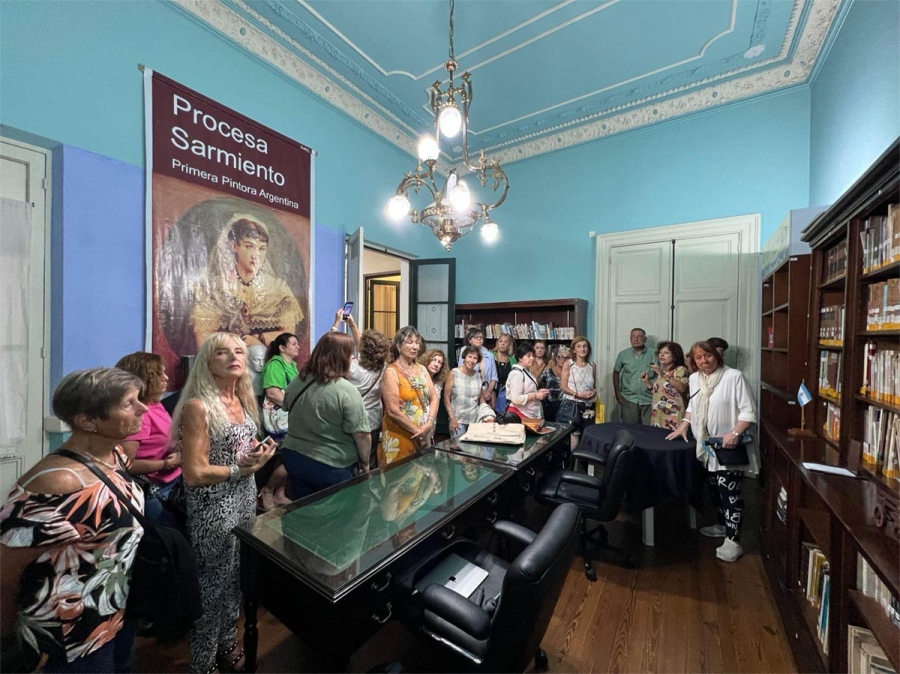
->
[0, 368, 147, 673]
[539, 346, 569, 421]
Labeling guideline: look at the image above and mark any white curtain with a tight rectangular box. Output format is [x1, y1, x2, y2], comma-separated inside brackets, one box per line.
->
[0, 197, 31, 454]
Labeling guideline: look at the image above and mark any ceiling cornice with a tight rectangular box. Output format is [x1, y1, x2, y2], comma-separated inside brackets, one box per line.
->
[174, 0, 840, 166]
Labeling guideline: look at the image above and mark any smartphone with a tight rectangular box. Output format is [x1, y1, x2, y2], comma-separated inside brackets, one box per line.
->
[342, 301, 354, 319]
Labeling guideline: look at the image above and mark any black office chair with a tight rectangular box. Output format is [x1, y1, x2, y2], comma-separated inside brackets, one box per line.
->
[409, 503, 580, 673]
[535, 429, 637, 580]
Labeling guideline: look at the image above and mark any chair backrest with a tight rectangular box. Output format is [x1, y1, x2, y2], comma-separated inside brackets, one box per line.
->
[485, 503, 580, 672]
[595, 429, 636, 522]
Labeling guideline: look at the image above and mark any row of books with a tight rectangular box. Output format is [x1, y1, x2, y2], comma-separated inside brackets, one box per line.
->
[865, 279, 900, 331]
[803, 543, 831, 655]
[860, 205, 900, 274]
[819, 304, 845, 343]
[848, 626, 896, 674]
[857, 553, 900, 628]
[860, 343, 899, 403]
[860, 408, 900, 478]
[818, 351, 843, 398]
[454, 322, 576, 341]
[823, 239, 849, 283]
[823, 402, 842, 442]
[776, 486, 787, 525]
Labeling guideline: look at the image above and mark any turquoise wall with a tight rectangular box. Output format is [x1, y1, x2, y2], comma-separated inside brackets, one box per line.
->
[809, 0, 900, 205]
[451, 90, 812, 311]
[0, 0, 422, 248]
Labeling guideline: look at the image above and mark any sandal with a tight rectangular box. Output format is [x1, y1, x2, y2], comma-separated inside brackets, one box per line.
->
[216, 641, 246, 673]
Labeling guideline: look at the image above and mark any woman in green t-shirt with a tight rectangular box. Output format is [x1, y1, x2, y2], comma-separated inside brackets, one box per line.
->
[259, 332, 299, 509]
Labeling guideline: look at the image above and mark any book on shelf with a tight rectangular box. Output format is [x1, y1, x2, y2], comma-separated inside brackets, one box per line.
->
[803, 543, 831, 654]
[819, 304, 845, 342]
[823, 403, 842, 442]
[866, 279, 900, 331]
[818, 351, 843, 398]
[824, 239, 848, 282]
[848, 625, 896, 674]
[862, 407, 900, 477]
[860, 205, 900, 274]
[455, 322, 576, 341]
[776, 487, 788, 524]
[857, 553, 900, 627]
[859, 342, 900, 403]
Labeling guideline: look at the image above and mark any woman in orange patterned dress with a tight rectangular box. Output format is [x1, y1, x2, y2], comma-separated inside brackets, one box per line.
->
[380, 326, 438, 465]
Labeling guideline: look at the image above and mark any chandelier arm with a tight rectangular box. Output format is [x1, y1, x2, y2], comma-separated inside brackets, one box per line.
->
[482, 167, 510, 211]
[396, 174, 441, 204]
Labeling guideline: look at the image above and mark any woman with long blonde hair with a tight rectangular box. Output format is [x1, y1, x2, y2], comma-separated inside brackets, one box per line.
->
[174, 333, 276, 674]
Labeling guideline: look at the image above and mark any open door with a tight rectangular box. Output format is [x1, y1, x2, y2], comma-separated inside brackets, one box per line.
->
[409, 258, 456, 361]
[345, 228, 364, 328]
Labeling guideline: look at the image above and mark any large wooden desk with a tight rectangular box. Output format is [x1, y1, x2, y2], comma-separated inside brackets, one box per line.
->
[235, 426, 571, 670]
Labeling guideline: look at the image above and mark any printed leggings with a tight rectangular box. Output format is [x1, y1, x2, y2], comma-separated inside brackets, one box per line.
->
[709, 470, 744, 542]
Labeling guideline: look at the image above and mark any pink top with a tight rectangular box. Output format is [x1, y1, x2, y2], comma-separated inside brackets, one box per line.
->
[125, 401, 181, 484]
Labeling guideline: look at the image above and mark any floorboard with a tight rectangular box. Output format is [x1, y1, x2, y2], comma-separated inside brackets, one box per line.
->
[133, 481, 796, 673]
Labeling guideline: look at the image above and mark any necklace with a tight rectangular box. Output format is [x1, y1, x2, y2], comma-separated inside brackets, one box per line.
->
[61, 445, 118, 470]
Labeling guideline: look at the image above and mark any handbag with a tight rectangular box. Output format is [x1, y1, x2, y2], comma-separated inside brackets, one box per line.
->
[706, 432, 754, 466]
[56, 450, 203, 642]
[261, 396, 290, 436]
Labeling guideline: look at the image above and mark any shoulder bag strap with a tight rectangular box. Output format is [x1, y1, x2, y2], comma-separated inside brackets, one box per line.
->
[56, 449, 151, 529]
[283, 379, 315, 412]
[360, 367, 384, 398]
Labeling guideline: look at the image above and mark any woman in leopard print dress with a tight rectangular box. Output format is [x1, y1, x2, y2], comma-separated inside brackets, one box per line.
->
[174, 334, 276, 673]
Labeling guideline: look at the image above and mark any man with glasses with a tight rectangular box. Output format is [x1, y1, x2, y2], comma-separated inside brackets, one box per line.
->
[613, 327, 657, 424]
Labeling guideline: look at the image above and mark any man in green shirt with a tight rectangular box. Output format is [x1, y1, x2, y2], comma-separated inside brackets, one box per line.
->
[613, 327, 657, 425]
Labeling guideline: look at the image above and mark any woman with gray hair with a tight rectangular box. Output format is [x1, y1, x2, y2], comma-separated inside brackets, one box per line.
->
[174, 333, 276, 673]
[1, 368, 148, 673]
[380, 326, 438, 465]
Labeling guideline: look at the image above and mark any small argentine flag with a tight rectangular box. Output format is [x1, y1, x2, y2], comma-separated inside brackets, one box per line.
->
[797, 381, 813, 407]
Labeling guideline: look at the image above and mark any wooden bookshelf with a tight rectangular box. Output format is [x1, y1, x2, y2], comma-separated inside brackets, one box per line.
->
[454, 298, 588, 347]
[758, 140, 900, 674]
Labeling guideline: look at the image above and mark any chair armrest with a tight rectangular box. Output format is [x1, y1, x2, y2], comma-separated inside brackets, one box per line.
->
[421, 584, 491, 640]
[559, 470, 602, 490]
[571, 448, 605, 465]
[492, 520, 537, 547]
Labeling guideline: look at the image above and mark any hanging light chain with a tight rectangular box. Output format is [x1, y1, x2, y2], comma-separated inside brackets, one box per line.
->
[448, 0, 455, 62]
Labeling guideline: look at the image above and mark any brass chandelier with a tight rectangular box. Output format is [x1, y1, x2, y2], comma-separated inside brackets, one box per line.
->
[386, 0, 509, 251]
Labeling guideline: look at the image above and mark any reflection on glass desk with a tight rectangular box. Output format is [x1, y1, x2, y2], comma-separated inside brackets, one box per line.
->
[238, 448, 511, 601]
[435, 422, 572, 467]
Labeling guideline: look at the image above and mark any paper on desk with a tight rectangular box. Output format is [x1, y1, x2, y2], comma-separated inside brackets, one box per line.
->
[802, 462, 859, 478]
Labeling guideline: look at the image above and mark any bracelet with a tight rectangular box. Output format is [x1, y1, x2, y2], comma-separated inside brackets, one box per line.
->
[228, 464, 240, 481]
[330, 326, 338, 332]
[162, 457, 169, 471]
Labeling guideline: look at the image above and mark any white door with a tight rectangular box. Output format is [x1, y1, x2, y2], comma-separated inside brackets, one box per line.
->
[602, 241, 673, 422]
[0, 139, 50, 496]
[673, 232, 741, 367]
[345, 228, 364, 327]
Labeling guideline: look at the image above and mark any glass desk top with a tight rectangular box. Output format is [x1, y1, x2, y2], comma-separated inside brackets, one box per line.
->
[435, 422, 572, 467]
[237, 449, 511, 601]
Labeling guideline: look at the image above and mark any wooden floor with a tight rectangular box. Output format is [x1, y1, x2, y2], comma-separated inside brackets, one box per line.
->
[134, 482, 796, 673]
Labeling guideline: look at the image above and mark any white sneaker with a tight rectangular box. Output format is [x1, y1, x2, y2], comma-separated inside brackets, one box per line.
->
[699, 524, 727, 538]
[716, 538, 743, 562]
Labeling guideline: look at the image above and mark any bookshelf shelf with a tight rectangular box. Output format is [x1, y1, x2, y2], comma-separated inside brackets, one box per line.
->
[761, 381, 792, 401]
[796, 591, 829, 667]
[454, 298, 587, 347]
[818, 275, 846, 290]
[859, 464, 900, 499]
[848, 590, 900, 672]
[817, 343, 843, 351]
[854, 394, 900, 416]
[818, 391, 841, 406]
[800, 508, 832, 556]
[859, 259, 900, 283]
[857, 329, 900, 338]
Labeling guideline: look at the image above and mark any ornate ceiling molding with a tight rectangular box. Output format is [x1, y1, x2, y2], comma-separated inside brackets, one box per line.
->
[174, 0, 841, 166]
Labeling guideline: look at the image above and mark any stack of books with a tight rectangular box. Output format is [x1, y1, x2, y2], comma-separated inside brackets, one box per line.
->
[857, 553, 900, 627]
[860, 205, 900, 274]
[861, 342, 899, 403]
[848, 626, 895, 674]
[823, 240, 848, 283]
[818, 351, 843, 398]
[819, 304, 845, 344]
[776, 487, 788, 524]
[865, 280, 900, 331]
[802, 542, 831, 655]
[823, 403, 842, 443]
[861, 406, 900, 477]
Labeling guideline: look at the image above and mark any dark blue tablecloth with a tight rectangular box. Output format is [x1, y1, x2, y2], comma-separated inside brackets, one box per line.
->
[580, 422, 703, 509]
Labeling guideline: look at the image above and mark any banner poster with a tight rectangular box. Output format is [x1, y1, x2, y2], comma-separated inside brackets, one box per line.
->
[144, 70, 313, 389]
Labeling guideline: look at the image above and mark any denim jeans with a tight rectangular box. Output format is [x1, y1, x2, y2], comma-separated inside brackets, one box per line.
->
[281, 449, 355, 500]
[143, 476, 181, 528]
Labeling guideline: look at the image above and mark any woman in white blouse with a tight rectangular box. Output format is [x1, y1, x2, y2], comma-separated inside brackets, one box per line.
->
[667, 341, 757, 563]
[506, 342, 549, 419]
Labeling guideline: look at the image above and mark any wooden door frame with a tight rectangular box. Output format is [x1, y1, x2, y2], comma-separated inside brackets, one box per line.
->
[594, 214, 761, 415]
[365, 274, 401, 334]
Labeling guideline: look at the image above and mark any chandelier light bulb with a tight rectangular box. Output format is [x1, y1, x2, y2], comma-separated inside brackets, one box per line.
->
[439, 104, 462, 138]
[481, 220, 499, 243]
[448, 180, 471, 212]
[417, 136, 440, 162]
[388, 194, 411, 221]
